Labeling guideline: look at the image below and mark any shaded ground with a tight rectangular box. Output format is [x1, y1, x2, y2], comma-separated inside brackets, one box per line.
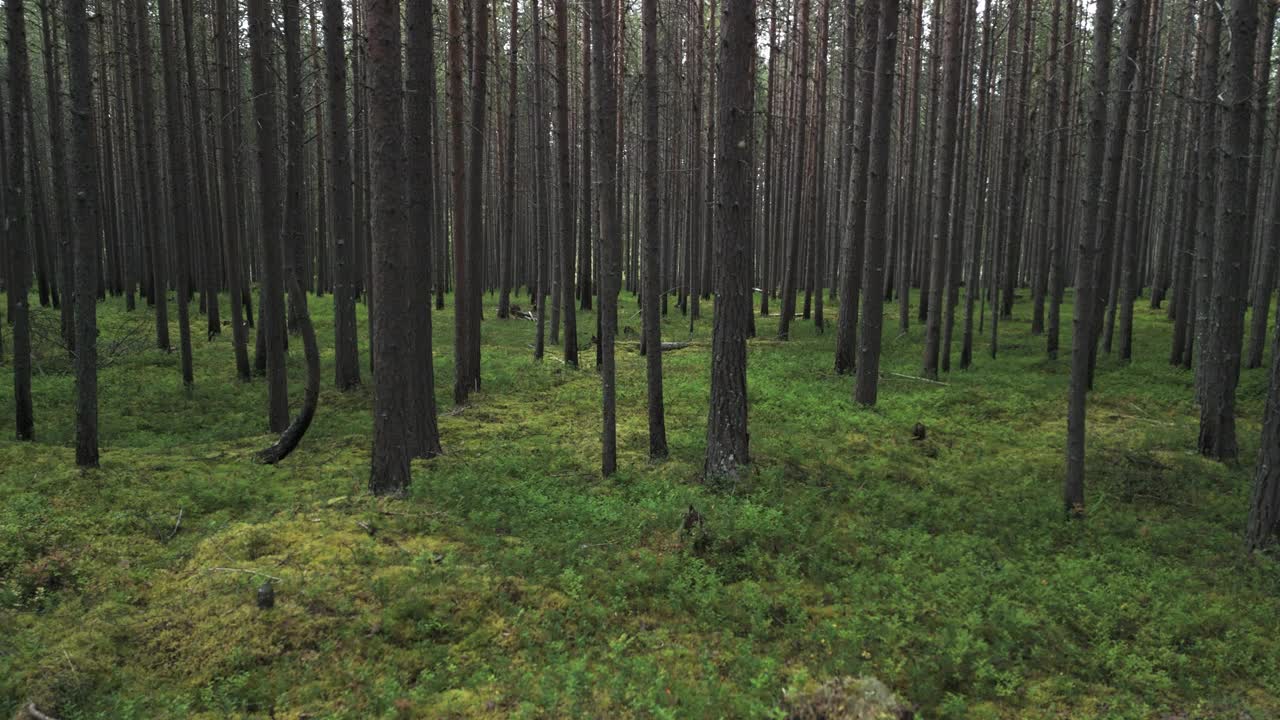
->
[1, 288, 1278, 719]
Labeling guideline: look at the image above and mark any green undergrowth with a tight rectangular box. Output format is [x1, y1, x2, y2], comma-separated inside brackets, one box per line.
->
[1, 287, 1278, 719]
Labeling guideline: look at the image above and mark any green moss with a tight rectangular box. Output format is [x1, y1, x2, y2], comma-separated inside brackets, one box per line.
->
[2, 290, 1279, 718]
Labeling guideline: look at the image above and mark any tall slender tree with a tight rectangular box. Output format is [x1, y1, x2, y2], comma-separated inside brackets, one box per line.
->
[215, 0, 250, 381]
[1198, 0, 1258, 460]
[777, 0, 811, 341]
[158, 0, 195, 388]
[922, 0, 966, 378]
[641, 0, 668, 457]
[248, 0, 290, 431]
[588, 0, 621, 476]
[704, 0, 755, 481]
[835, 0, 880, 376]
[853, 0, 897, 406]
[326, 0, 360, 390]
[65, 0, 99, 464]
[406, 0, 443, 457]
[1065, 0, 1117, 517]
[554, 0, 578, 365]
[7, 0, 34, 441]
[367, 0, 416, 494]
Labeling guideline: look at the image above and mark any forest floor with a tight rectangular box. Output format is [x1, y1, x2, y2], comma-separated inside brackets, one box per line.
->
[1, 288, 1279, 719]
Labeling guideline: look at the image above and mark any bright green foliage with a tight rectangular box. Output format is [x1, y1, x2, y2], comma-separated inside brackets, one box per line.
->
[1, 292, 1278, 718]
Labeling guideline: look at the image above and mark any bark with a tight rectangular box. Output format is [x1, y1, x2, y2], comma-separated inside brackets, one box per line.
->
[40, 0, 74, 351]
[554, 0, 578, 365]
[705, 0, 754, 482]
[1246, 4, 1280, 370]
[367, 0, 415, 495]
[215, 0, 250, 381]
[464, 0, 489, 386]
[132, 0, 169, 352]
[641, 0, 668, 458]
[407, 0, 443, 457]
[7, 0, 34, 440]
[180, 0, 218, 340]
[1191, 0, 1221, 383]
[1065, 0, 1119, 517]
[158, 0, 195, 388]
[448, 0, 473, 400]
[65, 0, 99, 465]
[325, 0, 361, 390]
[834, 0, 879, 375]
[853, 0, 897, 406]
[777, 0, 811, 341]
[248, 0, 290, 432]
[498, 0, 519, 319]
[588, 0, 621, 476]
[1198, 0, 1258, 460]
[922, 0, 965, 378]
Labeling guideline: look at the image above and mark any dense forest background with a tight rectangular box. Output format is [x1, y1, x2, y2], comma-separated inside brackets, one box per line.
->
[3, 0, 1280, 716]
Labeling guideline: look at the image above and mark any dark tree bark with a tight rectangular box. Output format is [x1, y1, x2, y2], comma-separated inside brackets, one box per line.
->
[40, 0, 75, 351]
[180, 0, 217, 340]
[554, 0, 578, 365]
[704, 0, 754, 482]
[65, 0, 99, 465]
[464, 0, 489, 383]
[449, 0, 477, 401]
[325, 0, 360, 390]
[1198, 0, 1258, 460]
[531, 0, 550, 360]
[835, 0, 880, 376]
[367, 0, 415, 495]
[578, 7, 593, 312]
[641, 0, 668, 457]
[498, 0, 519, 319]
[1191, 0, 1221, 384]
[1065, 0, 1117, 517]
[588, 0, 621, 476]
[7, 0, 34, 441]
[777, 0, 811, 341]
[406, 0, 443, 457]
[215, 0, 250, 381]
[159, 0, 195, 389]
[1046, 0, 1077, 360]
[131, 0, 169, 353]
[922, 0, 966, 378]
[283, 0, 306, 328]
[853, 0, 896, 406]
[248, 0, 290, 431]
[960, 0, 994, 369]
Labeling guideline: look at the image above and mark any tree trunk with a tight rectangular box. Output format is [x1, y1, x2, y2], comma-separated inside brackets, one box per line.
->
[705, 0, 754, 482]
[1065, 0, 1116, 516]
[853, 0, 897, 406]
[367, 0, 415, 495]
[248, 0, 290, 431]
[325, 0, 360, 390]
[406, 0, 443, 457]
[1199, 0, 1258, 460]
[922, 0, 965, 378]
[641, 0, 668, 458]
[7, 0, 35, 440]
[588, 0, 621, 476]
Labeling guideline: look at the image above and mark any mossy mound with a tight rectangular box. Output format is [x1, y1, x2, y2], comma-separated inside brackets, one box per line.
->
[783, 676, 912, 719]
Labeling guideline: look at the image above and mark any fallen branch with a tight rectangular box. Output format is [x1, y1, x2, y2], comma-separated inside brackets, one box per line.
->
[165, 508, 184, 541]
[886, 371, 949, 386]
[24, 703, 62, 720]
[619, 341, 696, 352]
